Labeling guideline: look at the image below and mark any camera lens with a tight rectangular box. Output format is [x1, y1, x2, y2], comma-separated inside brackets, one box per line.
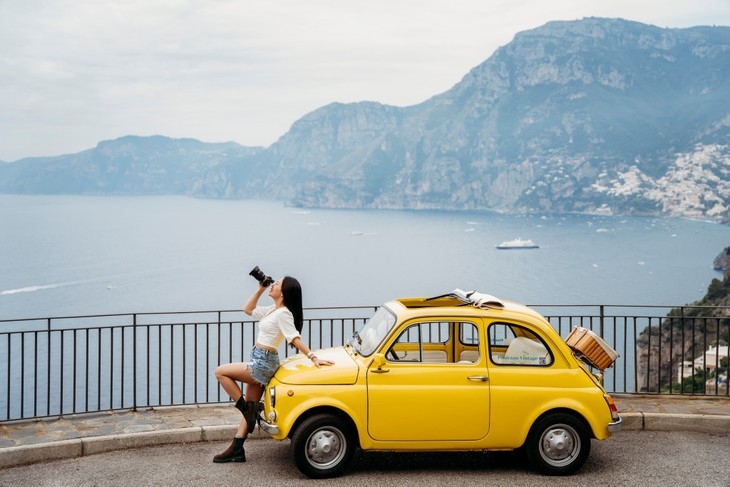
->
[249, 266, 273, 286]
[249, 266, 264, 281]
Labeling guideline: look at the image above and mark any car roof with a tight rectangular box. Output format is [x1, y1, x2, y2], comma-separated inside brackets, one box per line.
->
[384, 295, 550, 325]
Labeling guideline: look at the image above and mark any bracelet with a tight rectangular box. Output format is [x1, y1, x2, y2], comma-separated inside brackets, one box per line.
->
[307, 351, 315, 359]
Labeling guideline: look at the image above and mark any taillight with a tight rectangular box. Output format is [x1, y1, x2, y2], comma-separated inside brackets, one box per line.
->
[604, 393, 620, 422]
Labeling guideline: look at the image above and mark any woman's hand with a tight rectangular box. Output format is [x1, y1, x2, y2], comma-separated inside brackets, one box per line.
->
[300, 342, 334, 368]
[311, 356, 334, 368]
[306, 350, 334, 367]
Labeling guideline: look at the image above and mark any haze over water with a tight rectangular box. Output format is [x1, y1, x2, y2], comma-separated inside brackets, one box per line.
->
[1, 195, 728, 320]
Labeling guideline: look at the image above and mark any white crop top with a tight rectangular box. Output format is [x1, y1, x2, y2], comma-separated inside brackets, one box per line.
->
[252, 304, 301, 349]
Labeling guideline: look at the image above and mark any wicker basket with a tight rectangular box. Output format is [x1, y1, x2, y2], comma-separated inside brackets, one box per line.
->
[565, 327, 619, 370]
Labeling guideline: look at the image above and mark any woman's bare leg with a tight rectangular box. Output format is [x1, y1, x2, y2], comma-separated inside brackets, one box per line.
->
[215, 363, 265, 436]
[215, 362, 248, 400]
[213, 362, 266, 463]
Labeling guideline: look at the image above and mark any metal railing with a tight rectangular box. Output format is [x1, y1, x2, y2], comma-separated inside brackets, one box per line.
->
[536, 304, 729, 396]
[1, 304, 728, 421]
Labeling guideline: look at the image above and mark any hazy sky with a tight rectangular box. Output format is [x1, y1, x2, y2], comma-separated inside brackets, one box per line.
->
[1, 1, 728, 162]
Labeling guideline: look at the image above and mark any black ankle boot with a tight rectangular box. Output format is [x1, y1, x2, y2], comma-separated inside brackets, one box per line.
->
[213, 437, 246, 463]
[234, 396, 247, 416]
[244, 401, 258, 434]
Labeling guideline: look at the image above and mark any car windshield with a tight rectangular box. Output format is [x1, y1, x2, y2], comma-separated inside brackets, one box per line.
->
[349, 306, 396, 356]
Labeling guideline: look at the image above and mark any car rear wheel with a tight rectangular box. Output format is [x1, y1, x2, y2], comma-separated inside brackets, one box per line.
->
[291, 413, 356, 479]
[525, 412, 591, 475]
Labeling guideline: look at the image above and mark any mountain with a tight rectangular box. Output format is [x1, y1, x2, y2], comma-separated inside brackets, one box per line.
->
[269, 18, 730, 218]
[2, 18, 729, 221]
[0, 135, 264, 196]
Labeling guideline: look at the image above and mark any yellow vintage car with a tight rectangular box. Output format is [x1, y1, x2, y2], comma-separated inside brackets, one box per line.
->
[259, 291, 622, 478]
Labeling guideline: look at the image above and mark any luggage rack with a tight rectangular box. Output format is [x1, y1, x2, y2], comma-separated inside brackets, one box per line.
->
[572, 350, 612, 371]
[426, 289, 505, 309]
[565, 327, 619, 371]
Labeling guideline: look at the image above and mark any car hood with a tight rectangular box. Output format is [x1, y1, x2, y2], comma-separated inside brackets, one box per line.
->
[273, 346, 359, 385]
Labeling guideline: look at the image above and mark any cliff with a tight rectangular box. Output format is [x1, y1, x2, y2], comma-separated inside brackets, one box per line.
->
[636, 246, 730, 392]
[1, 18, 730, 222]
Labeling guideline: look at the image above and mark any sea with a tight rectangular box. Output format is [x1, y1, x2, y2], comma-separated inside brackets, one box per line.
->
[1, 195, 729, 321]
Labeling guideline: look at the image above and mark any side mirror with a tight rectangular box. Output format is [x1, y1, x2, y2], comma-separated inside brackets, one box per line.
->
[371, 353, 387, 370]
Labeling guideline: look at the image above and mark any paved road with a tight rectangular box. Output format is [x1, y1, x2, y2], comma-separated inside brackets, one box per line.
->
[1, 430, 728, 487]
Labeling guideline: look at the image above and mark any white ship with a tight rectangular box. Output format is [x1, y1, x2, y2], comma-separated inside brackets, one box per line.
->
[496, 238, 539, 249]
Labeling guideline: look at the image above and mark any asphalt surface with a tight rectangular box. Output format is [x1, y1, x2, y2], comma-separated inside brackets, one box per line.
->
[0, 431, 728, 486]
[1, 394, 729, 484]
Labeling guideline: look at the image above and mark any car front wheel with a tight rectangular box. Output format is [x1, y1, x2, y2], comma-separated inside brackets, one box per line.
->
[291, 413, 356, 479]
[525, 412, 591, 475]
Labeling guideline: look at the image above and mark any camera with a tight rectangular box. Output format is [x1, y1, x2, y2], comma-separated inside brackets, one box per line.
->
[249, 266, 274, 287]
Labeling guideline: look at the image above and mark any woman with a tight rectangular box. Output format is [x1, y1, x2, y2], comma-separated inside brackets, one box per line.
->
[213, 276, 333, 463]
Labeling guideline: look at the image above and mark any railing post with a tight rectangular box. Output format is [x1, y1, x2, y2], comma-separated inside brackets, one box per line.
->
[133, 313, 137, 411]
[599, 305, 604, 337]
[46, 318, 51, 417]
[685, 306, 692, 395]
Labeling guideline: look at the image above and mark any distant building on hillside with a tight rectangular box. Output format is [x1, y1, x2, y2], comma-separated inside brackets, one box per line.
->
[677, 345, 729, 383]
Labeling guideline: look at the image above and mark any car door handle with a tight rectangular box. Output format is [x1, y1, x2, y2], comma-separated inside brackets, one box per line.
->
[371, 368, 390, 374]
[467, 375, 489, 382]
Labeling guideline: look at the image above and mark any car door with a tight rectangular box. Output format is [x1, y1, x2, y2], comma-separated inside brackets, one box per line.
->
[366, 319, 490, 442]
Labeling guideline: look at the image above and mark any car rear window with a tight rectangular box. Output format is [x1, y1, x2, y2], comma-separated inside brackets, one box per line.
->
[488, 322, 553, 366]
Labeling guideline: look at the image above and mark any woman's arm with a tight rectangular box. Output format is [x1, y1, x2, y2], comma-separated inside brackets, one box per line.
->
[290, 336, 334, 367]
[242, 285, 267, 316]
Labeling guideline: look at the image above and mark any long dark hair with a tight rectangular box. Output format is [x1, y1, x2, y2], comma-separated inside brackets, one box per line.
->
[281, 276, 303, 333]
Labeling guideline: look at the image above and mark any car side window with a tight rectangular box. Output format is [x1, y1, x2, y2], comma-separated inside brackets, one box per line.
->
[458, 322, 480, 363]
[489, 322, 552, 366]
[387, 321, 480, 364]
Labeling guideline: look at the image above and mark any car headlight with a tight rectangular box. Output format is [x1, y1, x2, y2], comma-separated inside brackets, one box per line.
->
[269, 386, 276, 408]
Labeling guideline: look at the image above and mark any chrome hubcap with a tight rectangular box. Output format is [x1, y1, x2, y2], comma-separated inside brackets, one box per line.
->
[540, 425, 579, 465]
[306, 428, 345, 468]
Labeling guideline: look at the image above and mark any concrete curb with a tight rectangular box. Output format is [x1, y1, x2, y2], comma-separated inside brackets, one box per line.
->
[0, 429, 203, 469]
[620, 412, 730, 433]
[0, 425, 249, 469]
[82, 427, 204, 456]
[641, 413, 730, 433]
[2, 414, 728, 470]
[618, 412, 644, 430]
[0, 439, 83, 469]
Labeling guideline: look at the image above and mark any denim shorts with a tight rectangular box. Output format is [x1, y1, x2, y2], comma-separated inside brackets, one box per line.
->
[247, 346, 280, 386]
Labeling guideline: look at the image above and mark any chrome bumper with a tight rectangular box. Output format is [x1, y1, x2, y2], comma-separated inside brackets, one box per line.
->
[608, 416, 623, 433]
[259, 418, 279, 436]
